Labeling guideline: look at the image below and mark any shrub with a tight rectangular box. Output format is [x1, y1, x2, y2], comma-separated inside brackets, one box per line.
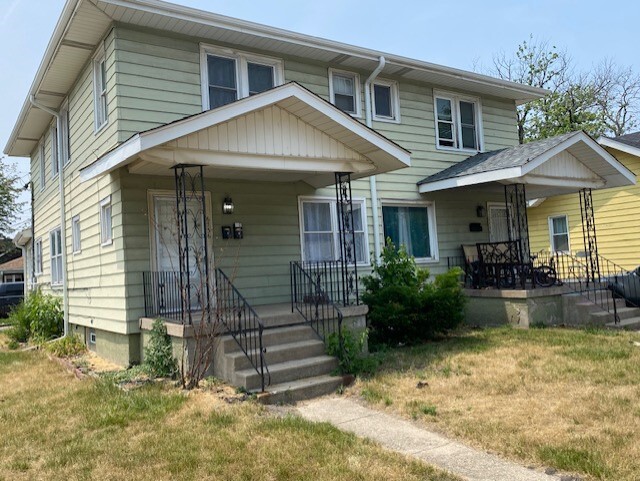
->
[143, 318, 178, 378]
[45, 334, 86, 357]
[6, 290, 63, 343]
[326, 328, 378, 376]
[362, 240, 466, 348]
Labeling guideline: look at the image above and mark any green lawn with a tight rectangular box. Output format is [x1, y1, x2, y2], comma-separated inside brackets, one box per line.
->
[353, 327, 640, 481]
[0, 339, 460, 481]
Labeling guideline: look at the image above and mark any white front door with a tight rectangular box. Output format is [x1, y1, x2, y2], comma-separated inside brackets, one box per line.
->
[488, 204, 512, 242]
[152, 194, 211, 311]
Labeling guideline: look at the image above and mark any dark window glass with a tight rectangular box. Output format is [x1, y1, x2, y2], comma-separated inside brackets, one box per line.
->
[248, 63, 274, 95]
[207, 55, 237, 109]
[374, 84, 392, 118]
[382, 206, 431, 258]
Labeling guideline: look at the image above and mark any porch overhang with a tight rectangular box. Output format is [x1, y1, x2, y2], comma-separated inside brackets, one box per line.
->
[417, 131, 636, 199]
[79, 82, 411, 188]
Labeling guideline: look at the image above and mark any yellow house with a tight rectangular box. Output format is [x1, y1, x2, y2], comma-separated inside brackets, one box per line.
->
[528, 132, 640, 270]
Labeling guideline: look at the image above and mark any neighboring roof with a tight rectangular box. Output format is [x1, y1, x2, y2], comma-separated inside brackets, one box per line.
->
[0, 257, 23, 272]
[417, 131, 637, 198]
[599, 131, 640, 157]
[4, 0, 549, 157]
[79, 82, 412, 188]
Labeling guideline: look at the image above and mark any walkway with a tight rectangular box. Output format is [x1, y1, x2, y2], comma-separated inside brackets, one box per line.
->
[296, 397, 562, 481]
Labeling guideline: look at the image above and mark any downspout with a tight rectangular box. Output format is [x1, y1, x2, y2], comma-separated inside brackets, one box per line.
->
[29, 95, 69, 337]
[30, 181, 35, 289]
[365, 56, 386, 263]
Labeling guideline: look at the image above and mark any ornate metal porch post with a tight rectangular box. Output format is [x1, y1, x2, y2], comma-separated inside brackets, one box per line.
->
[335, 172, 358, 306]
[579, 188, 600, 286]
[504, 183, 531, 265]
[173, 164, 211, 325]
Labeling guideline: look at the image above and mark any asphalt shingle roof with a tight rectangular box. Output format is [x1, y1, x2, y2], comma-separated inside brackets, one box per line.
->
[608, 131, 640, 150]
[417, 131, 580, 185]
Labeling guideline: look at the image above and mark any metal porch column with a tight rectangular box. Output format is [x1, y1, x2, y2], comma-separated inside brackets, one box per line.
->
[504, 183, 531, 264]
[579, 188, 600, 286]
[335, 172, 359, 306]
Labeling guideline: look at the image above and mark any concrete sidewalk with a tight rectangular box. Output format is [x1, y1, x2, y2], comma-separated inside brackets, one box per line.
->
[297, 397, 562, 481]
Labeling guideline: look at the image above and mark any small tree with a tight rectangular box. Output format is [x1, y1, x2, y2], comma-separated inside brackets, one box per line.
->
[144, 318, 178, 378]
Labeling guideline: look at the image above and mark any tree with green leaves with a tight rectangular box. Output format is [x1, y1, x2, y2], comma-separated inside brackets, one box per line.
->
[0, 157, 23, 239]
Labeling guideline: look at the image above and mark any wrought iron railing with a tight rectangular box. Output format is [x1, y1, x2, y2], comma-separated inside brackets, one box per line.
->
[297, 260, 360, 307]
[142, 269, 269, 391]
[214, 268, 269, 391]
[290, 261, 344, 353]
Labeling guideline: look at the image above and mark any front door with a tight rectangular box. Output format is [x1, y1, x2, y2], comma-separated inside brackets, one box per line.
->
[488, 204, 512, 242]
[151, 193, 212, 312]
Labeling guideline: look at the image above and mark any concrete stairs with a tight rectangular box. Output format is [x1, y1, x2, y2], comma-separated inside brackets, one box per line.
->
[562, 291, 640, 330]
[218, 309, 348, 404]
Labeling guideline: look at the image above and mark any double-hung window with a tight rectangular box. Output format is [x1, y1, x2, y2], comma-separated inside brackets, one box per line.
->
[35, 239, 43, 275]
[50, 126, 59, 177]
[201, 45, 283, 110]
[60, 102, 71, 165]
[93, 51, 108, 131]
[372, 80, 400, 122]
[39, 142, 45, 191]
[329, 69, 361, 116]
[434, 91, 481, 151]
[50, 228, 63, 286]
[72, 216, 81, 254]
[300, 198, 368, 264]
[100, 196, 112, 246]
[549, 215, 570, 253]
[382, 203, 438, 261]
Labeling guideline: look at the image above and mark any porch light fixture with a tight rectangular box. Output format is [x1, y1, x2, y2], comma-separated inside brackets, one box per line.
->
[223, 197, 234, 214]
[476, 205, 486, 218]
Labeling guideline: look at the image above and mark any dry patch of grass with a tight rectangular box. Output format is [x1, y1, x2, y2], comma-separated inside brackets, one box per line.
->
[353, 327, 640, 480]
[0, 347, 460, 481]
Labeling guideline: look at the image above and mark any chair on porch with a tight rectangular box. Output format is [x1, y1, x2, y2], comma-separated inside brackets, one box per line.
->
[461, 244, 480, 288]
[475, 240, 534, 289]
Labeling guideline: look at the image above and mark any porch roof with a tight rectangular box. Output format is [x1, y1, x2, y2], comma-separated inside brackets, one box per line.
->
[417, 131, 636, 199]
[79, 82, 411, 188]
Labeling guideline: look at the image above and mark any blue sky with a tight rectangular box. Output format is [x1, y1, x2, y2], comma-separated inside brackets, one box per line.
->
[2, 0, 640, 234]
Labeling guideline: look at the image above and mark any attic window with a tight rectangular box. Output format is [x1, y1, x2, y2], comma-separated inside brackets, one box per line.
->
[200, 45, 283, 110]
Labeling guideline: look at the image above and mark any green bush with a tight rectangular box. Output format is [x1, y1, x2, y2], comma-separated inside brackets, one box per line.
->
[45, 334, 87, 357]
[143, 318, 178, 378]
[6, 290, 63, 343]
[326, 328, 378, 376]
[362, 240, 466, 348]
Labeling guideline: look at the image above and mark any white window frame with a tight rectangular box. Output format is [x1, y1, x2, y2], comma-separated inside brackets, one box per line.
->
[50, 125, 59, 178]
[50, 227, 63, 286]
[372, 79, 400, 123]
[380, 200, 439, 263]
[548, 214, 570, 253]
[328, 68, 362, 117]
[199, 44, 284, 110]
[100, 196, 113, 246]
[433, 90, 483, 152]
[39, 142, 45, 192]
[72, 215, 81, 254]
[60, 99, 71, 166]
[298, 196, 370, 266]
[93, 49, 108, 132]
[35, 238, 43, 275]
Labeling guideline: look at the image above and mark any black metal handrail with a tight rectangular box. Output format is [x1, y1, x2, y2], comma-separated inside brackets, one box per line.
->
[290, 261, 344, 353]
[142, 269, 270, 391]
[214, 268, 270, 392]
[297, 260, 360, 307]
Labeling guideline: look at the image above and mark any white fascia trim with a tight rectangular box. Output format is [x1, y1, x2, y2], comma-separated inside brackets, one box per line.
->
[598, 136, 640, 160]
[80, 83, 411, 181]
[418, 166, 523, 193]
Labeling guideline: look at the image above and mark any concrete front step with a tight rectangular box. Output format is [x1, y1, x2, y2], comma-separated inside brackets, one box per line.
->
[606, 316, 640, 330]
[590, 306, 640, 325]
[258, 374, 350, 405]
[235, 355, 339, 391]
[220, 324, 317, 352]
[224, 338, 326, 373]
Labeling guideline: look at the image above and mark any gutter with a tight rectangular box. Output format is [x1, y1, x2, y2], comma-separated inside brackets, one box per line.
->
[364, 56, 386, 263]
[28, 95, 69, 337]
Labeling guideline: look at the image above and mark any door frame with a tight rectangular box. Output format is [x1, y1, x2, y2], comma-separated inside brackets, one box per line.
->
[487, 202, 514, 243]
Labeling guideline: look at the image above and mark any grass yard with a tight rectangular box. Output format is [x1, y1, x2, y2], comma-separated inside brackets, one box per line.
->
[353, 326, 640, 481]
[0, 334, 460, 481]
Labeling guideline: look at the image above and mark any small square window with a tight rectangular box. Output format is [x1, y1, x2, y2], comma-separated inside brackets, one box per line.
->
[329, 70, 361, 116]
[72, 216, 81, 254]
[100, 196, 112, 246]
[373, 80, 400, 122]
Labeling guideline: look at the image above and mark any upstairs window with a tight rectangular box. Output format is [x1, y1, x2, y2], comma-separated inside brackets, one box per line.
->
[50, 126, 59, 177]
[60, 103, 71, 165]
[373, 80, 400, 122]
[93, 52, 108, 131]
[39, 142, 45, 191]
[201, 45, 283, 110]
[329, 69, 361, 116]
[434, 92, 481, 151]
[549, 215, 570, 253]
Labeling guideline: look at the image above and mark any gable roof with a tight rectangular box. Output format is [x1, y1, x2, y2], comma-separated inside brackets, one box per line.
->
[79, 82, 411, 188]
[4, 0, 548, 157]
[0, 257, 23, 272]
[599, 131, 640, 157]
[418, 131, 636, 198]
